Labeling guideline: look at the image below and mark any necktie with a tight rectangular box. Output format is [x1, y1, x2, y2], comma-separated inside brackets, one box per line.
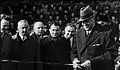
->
[85, 31, 89, 38]
[87, 31, 90, 36]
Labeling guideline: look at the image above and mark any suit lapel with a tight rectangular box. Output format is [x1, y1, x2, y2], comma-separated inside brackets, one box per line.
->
[31, 33, 38, 41]
[76, 28, 87, 54]
[80, 29, 101, 55]
[85, 30, 100, 47]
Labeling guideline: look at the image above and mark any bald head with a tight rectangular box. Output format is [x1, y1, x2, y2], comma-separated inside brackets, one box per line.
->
[0, 19, 10, 33]
[17, 20, 30, 36]
[33, 21, 45, 36]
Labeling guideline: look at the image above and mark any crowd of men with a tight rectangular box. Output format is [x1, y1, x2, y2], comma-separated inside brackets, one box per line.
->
[0, 1, 120, 70]
[1, 1, 120, 35]
[0, 17, 77, 70]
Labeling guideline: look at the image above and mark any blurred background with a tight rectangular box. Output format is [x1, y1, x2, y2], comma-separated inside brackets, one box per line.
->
[0, 0, 119, 37]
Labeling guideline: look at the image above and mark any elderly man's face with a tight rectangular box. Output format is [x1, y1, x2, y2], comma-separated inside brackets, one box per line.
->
[1, 19, 10, 33]
[64, 26, 76, 39]
[34, 22, 45, 36]
[18, 22, 29, 36]
[49, 25, 61, 38]
[82, 17, 95, 31]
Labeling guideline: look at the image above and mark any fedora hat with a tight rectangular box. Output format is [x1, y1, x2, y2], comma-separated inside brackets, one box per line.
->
[78, 5, 95, 22]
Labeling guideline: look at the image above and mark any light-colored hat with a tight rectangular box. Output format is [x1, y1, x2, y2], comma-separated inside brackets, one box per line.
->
[78, 5, 95, 22]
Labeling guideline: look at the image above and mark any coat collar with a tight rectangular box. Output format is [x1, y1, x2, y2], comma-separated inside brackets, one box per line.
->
[78, 25, 102, 55]
[30, 32, 46, 40]
[12, 33, 30, 42]
[30, 32, 38, 40]
[48, 35, 61, 42]
[84, 29, 101, 48]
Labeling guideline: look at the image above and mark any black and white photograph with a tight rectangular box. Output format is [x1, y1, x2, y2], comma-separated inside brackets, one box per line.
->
[0, 0, 120, 70]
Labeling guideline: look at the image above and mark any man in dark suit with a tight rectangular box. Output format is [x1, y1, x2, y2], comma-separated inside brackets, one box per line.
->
[41, 23, 73, 70]
[63, 23, 76, 48]
[10, 20, 38, 70]
[0, 18, 12, 59]
[30, 21, 45, 70]
[0, 18, 12, 70]
[72, 5, 117, 70]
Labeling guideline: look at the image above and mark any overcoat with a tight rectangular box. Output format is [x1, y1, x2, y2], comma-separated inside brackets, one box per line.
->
[71, 24, 117, 70]
[41, 36, 73, 70]
[10, 33, 38, 70]
[30, 32, 43, 70]
[0, 33, 12, 70]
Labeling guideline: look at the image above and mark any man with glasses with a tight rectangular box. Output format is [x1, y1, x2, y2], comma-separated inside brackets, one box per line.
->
[72, 5, 117, 70]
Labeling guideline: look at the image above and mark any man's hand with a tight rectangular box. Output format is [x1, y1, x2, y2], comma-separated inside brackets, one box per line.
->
[80, 60, 91, 67]
[73, 58, 80, 69]
[115, 61, 120, 70]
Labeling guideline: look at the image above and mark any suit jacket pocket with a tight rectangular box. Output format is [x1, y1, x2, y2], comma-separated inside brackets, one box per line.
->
[87, 45, 104, 57]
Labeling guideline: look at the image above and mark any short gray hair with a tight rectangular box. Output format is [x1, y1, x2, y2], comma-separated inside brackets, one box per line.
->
[17, 19, 28, 26]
